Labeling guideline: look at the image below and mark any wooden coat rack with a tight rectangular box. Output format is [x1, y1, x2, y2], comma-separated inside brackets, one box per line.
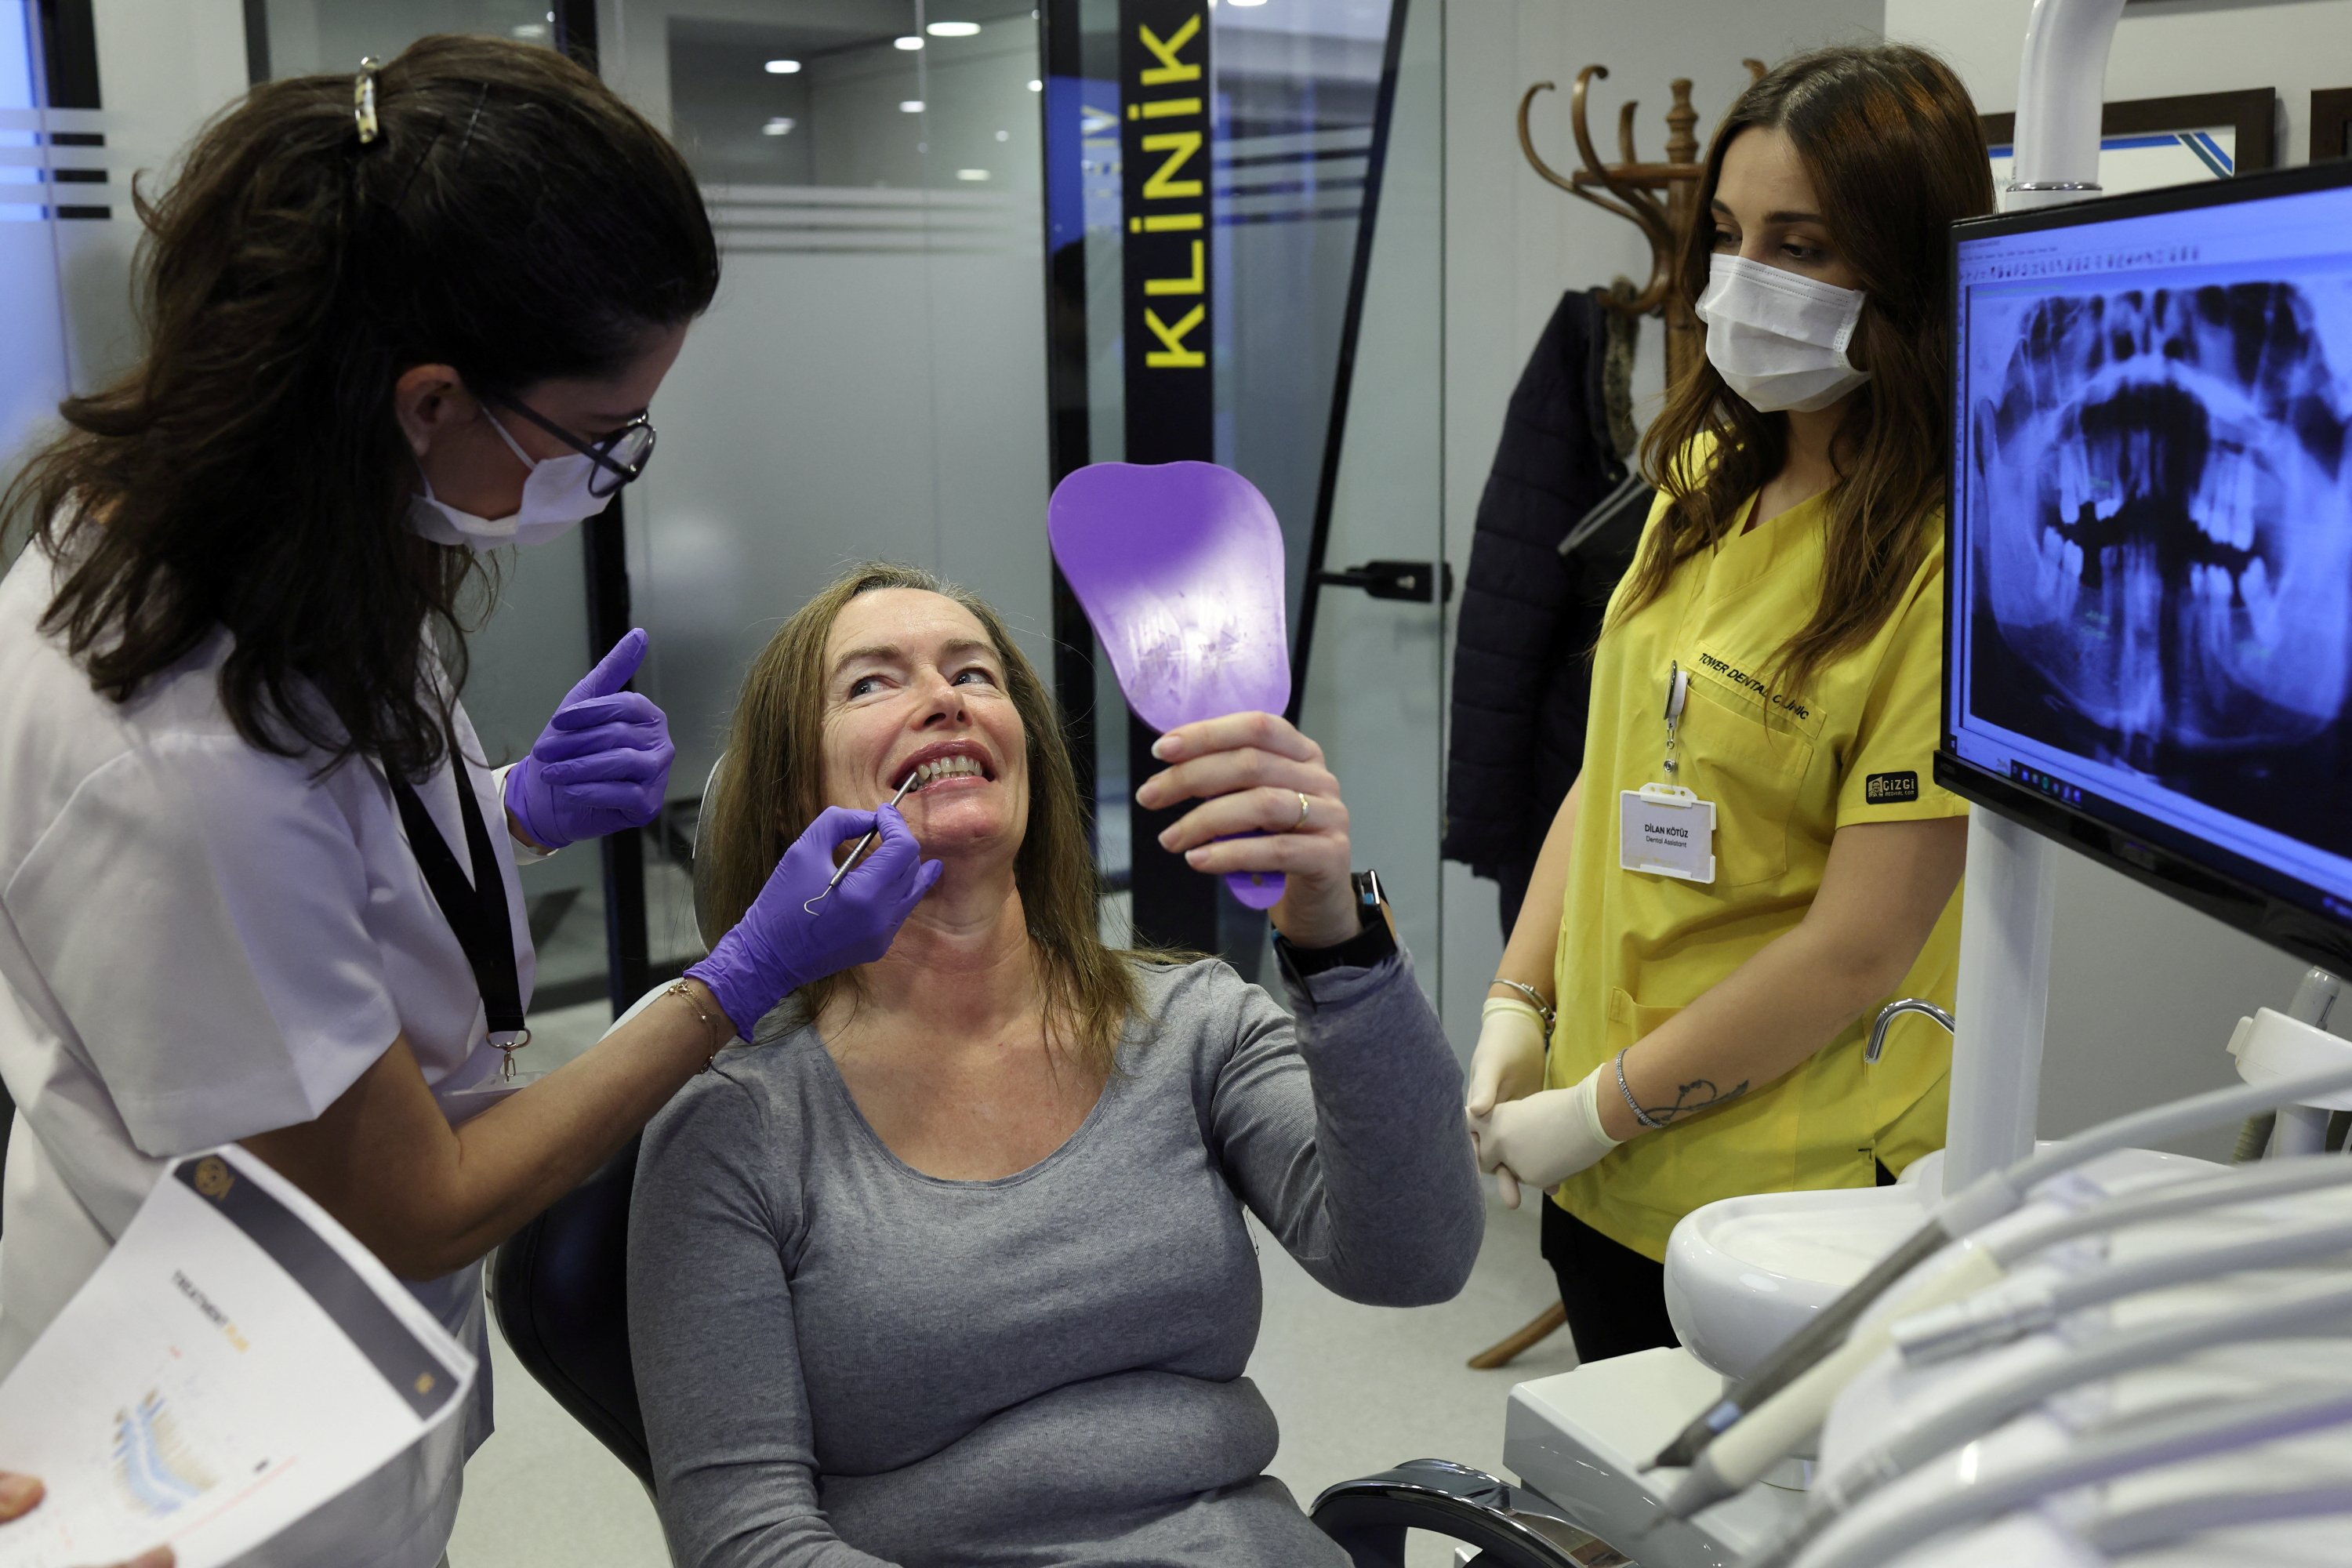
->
[1514, 61, 1765, 394]
[1465, 60, 1763, 1377]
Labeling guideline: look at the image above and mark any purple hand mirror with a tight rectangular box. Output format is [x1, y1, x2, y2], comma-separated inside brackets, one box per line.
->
[1048, 461, 1292, 910]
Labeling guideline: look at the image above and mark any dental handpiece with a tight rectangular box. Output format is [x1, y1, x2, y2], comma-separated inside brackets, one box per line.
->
[805, 771, 918, 913]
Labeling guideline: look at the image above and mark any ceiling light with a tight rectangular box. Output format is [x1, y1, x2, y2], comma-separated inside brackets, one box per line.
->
[895, 35, 924, 50]
[956, 169, 991, 181]
[995, 129, 1010, 142]
[927, 20, 981, 36]
[764, 58, 801, 74]
[762, 117, 796, 136]
[1027, 78, 1043, 92]
[899, 100, 926, 113]
[1228, 0, 1269, 6]
[510, 22, 548, 38]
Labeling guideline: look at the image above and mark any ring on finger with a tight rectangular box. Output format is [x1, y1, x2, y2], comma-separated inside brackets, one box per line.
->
[1289, 791, 1312, 832]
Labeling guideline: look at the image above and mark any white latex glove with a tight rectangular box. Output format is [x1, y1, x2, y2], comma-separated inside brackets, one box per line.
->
[1466, 1064, 1624, 1209]
[1465, 997, 1550, 1206]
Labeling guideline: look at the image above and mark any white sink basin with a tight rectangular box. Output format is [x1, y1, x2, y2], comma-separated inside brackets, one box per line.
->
[1661, 1145, 2220, 1379]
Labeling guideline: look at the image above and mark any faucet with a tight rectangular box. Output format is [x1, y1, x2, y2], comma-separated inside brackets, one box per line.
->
[1867, 998, 1955, 1065]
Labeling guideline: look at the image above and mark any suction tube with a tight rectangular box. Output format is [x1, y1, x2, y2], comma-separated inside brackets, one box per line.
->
[1648, 1060, 2352, 1475]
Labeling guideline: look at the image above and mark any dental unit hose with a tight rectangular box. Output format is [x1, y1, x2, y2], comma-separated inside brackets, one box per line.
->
[1649, 1058, 2352, 1475]
[1738, 1275, 2352, 1568]
[1788, 1384, 2352, 1568]
[1891, 1210, 2352, 1366]
[2084, 1481, 2352, 1555]
[1659, 1153, 2352, 1519]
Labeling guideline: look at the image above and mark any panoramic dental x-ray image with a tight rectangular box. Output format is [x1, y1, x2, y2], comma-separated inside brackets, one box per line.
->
[1967, 274, 2352, 858]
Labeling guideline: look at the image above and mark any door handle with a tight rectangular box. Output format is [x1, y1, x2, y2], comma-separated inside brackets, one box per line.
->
[1315, 558, 1454, 604]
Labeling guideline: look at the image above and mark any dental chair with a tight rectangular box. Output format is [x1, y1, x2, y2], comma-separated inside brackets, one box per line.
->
[487, 754, 1555, 1559]
[485, 757, 750, 1495]
[488, 1135, 654, 1489]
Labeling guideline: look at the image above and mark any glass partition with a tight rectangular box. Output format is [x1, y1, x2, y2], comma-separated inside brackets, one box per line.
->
[608, 0, 1055, 982]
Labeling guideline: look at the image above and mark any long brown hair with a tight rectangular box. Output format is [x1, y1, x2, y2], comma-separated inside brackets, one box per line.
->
[1624, 45, 1994, 697]
[701, 564, 1145, 1075]
[2, 35, 719, 779]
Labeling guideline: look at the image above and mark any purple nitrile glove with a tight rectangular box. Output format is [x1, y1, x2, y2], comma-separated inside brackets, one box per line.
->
[687, 804, 944, 1037]
[504, 627, 675, 850]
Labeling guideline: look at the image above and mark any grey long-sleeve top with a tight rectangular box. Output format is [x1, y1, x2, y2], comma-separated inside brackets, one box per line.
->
[627, 950, 1482, 1567]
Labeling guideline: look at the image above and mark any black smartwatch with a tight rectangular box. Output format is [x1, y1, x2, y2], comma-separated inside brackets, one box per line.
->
[1275, 869, 1398, 980]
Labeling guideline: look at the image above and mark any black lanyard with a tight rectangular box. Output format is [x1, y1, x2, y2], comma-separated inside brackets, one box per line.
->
[388, 756, 528, 1057]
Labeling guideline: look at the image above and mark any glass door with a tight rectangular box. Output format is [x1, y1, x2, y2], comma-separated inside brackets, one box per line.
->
[1043, 0, 1447, 997]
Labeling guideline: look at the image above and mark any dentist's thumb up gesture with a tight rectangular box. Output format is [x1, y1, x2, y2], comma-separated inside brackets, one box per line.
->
[503, 626, 676, 850]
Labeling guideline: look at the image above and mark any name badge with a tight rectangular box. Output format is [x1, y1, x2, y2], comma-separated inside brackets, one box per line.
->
[1620, 783, 1716, 884]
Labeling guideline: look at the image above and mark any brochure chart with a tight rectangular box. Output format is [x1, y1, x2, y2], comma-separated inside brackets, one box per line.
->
[0, 1146, 474, 1568]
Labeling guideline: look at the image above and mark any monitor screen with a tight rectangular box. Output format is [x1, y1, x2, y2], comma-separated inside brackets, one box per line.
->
[1944, 160, 2352, 969]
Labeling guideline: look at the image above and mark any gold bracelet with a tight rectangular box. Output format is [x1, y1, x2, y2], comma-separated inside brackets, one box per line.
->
[663, 979, 729, 1069]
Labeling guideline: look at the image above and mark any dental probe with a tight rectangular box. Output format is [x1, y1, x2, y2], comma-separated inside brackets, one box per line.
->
[804, 771, 919, 914]
[1648, 1058, 2352, 1475]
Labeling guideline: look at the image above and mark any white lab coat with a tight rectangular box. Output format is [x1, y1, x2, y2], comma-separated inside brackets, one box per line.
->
[0, 541, 533, 1568]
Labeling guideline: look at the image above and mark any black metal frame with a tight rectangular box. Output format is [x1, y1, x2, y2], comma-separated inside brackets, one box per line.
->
[33, 0, 107, 220]
[1037, 2, 1100, 856]
[1940, 155, 2352, 978]
[549, 0, 655, 1016]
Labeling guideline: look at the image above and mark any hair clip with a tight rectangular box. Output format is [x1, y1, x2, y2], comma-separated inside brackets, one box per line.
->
[354, 56, 383, 145]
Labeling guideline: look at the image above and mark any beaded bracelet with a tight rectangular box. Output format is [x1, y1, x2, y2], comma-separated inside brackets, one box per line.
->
[1614, 1047, 1666, 1131]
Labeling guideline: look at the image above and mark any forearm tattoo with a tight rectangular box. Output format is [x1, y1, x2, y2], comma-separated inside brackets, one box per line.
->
[1642, 1077, 1751, 1126]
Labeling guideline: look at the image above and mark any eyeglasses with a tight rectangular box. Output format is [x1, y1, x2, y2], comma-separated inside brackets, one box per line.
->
[487, 393, 658, 498]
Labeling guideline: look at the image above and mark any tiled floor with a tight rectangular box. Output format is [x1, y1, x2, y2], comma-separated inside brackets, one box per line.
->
[448, 1189, 1577, 1566]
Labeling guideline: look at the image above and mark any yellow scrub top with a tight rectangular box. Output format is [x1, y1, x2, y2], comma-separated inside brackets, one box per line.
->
[1546, 444, 1968, 1261]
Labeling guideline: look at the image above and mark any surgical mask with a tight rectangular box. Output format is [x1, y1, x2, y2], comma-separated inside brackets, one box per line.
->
[408, 410, 608, 550]
[1696, 253, 1872, 414]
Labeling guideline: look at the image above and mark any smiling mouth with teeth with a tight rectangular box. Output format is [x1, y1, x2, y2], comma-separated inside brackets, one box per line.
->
[1969, 280, 2352, 767]
[900, 754, 990, 790]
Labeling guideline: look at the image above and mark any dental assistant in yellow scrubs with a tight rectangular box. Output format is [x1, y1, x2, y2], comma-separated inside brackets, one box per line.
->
[1463, 44, 1996, 1362]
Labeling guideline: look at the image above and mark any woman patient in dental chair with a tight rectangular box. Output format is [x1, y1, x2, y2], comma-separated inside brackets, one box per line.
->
[628, 564, 1480, 1567]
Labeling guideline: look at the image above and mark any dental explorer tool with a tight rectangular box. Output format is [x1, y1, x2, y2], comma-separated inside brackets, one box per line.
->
[1649, 1058, 2352, 1477]
[804, 771, 918, 914]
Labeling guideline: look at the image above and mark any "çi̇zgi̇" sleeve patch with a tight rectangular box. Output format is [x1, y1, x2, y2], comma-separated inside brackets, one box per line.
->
[1864, 771, 1920, 805]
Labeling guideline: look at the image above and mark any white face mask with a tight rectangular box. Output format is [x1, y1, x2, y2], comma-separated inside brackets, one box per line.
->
[1696, 253, 1873, 414]
[408, 409, 608, 550]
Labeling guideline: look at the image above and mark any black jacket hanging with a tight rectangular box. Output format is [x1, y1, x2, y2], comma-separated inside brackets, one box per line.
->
[1443, 289, 1649, 913]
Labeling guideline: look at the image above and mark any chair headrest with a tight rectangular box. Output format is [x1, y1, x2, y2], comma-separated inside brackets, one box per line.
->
[691, 750, 726, 952]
